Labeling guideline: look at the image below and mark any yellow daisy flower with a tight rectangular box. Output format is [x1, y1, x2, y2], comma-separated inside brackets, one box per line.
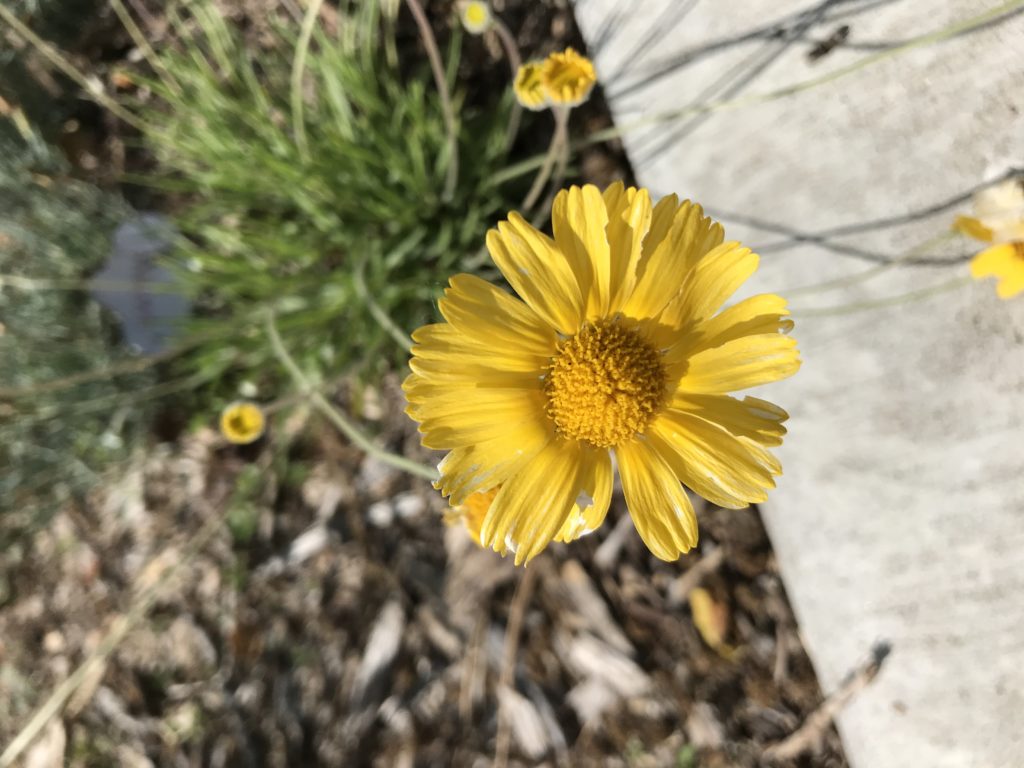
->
[445, 486, 501, 548]
[541, 47, 596, 107]
[219, 401, 266, 445]
[513, 60, 548, 111]
[404, 183, 800, 565]
[954, 178, 1024, 299]
[459, 1, 492, 35]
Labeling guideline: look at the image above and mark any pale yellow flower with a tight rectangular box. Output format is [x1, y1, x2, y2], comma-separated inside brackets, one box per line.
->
[405, 184, 799, 565]
[459, 1, 491, 35]
[955, 178, 1024, 299]
[541, 47, 596, 107]
[219, 402, 266, 445]
[513, 60, 548, 111]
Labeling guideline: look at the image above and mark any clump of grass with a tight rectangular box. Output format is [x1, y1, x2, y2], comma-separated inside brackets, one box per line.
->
[134, 0, 518, 398]
[0, 0, 110, 135]
[0, 119, 152, 534]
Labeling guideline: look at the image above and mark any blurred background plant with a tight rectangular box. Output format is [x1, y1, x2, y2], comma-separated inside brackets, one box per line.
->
[0, 117, 152, 539]
[0, 0, 526, 537]
[132, 0, 518, 400]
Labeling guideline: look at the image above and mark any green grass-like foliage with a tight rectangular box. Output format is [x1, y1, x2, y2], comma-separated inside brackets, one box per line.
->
[0, 122, 151, 531]
[139, 0, 516, 393]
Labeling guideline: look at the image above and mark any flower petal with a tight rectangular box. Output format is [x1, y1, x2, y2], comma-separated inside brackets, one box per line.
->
[668, 393, 789, 447]
[641, 193, 681, 263]
[487, 214, 585, 334]
[969, 242, 1024, 299]
[481, 438, 587, 565]
[953, 215, 993, 243]
[437, 425, 552, 506]
[676, 334, 801, 394]
[439, 274, 556, 357]
[603, 183, 653, 313]
[659, 242, 759, 332]
[551, 184, 611, 319]
[624, 200, 725, 319]
[409, 386, 548, 450]
[616, 439, 698, 561]
[996, 270, 1024, 298]
[407, 356, 541, 389]
[555, 446, 613, 542]
[411, 323, 552, 374]
[648, 409, 780, 509]
[668, 294, 793, 369]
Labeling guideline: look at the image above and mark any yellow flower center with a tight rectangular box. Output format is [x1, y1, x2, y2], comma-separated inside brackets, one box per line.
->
[465, 3, 487, 25]
[543, 321, 666, 449]
[220, 402, 265, 444]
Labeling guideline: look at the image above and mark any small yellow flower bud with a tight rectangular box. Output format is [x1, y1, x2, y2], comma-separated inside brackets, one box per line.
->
[219, 401, 266, 445]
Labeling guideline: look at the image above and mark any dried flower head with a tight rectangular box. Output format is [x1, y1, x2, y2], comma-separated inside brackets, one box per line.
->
[955, 178, 1024, 299]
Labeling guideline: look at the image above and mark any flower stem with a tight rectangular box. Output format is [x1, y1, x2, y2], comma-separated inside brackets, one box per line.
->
[493, 561, 542, 768]
[264, 313, 436, 481]
[792, 275, 972, 317]
[405, 0, 460, 202]
[784, 232, 958, 299]
[491, 17, 523, 151]
[521, 106, 569, 213]
[354, 257, 413, 352]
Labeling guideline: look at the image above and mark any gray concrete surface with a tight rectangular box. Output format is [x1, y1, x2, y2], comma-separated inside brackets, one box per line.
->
[573, 1, 1024, 765]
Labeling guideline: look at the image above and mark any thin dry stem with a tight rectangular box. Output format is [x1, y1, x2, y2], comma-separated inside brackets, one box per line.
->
[764, 643, 891, 761]
[264, 313, 436, 481]
[491, 18, 523, 149]
[493, 562, 541, 768]
[405, 0, 459, 200]
[522, 107, 569, 213]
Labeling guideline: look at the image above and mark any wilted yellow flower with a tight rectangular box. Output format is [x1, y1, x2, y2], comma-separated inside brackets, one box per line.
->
[405, 183, 799, 565]
[541, 47, 596, 107]
[513, 60, 548, 111]
[445, 486, 501, 549]
[219, 401, 266, 445]
[955, 178, 1024, 299]
[459, 1, 491, 35]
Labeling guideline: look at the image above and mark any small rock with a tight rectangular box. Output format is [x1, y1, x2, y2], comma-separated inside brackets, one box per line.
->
[167, 616, 217, 674]
[43, 630, 65, 654]
[24, 719, 65, 768]
[359, 456, 401, 497]
[351, 601, 405, 706]
[288, 525, 330, 564]
[393, 492, 426, 520]
[497, 684, 551, 760]
[686, 702, 726, 749]
[367, 501, 394, 528]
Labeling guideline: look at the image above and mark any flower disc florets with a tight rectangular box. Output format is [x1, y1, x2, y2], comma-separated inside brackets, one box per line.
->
[544, 320, 667, 449]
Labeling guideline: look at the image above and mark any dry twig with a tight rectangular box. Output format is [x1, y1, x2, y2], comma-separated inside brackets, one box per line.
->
[493, 560, 542, 768]
[764, 642, 892, 762]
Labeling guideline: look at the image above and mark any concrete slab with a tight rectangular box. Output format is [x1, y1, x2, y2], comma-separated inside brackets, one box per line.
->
[573, 2, 1024, 766]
